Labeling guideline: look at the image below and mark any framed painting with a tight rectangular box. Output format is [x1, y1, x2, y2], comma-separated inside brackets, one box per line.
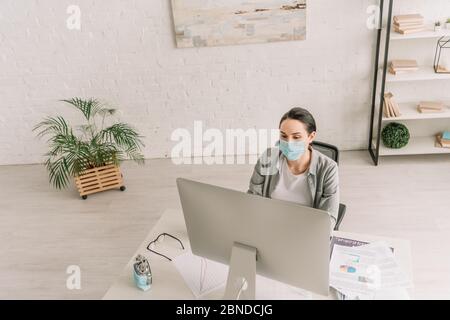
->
[171, 0, 307, 48]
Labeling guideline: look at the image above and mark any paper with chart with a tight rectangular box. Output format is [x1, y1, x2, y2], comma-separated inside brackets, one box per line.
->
[173, 251, 312, 299]
[363, 242, 411, 289]
[330, 241, 411, 297]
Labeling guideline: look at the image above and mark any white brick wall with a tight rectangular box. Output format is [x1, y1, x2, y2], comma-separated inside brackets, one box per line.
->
[1, 0, 449, 165]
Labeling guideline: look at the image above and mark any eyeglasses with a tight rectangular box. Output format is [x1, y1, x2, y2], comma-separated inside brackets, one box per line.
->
[146, 233, 185, 261]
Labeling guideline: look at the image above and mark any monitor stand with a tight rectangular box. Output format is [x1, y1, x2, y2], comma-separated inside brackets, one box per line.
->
[223, 242, 257, 300]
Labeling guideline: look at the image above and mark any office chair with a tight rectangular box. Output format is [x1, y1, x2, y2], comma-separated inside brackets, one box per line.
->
[311, 141, 346, 231]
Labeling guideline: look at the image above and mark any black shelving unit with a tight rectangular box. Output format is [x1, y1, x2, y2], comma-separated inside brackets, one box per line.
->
[368, 0, 394, 166]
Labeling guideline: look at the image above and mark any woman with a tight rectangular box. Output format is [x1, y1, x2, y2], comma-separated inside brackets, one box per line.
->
[248, 107, 339, 231]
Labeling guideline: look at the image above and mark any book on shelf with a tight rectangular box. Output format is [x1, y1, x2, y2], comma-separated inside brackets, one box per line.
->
[393, 25, 422, 31]
[393, 14, 424, 22]
[418, 101, 445, 113]
[391, 60, 418, 68]
[419, 101, 444, 110]
[383, 94, 392, 117]
[389, 67, 419, 75]
[436, 65, 450, 73]
[383, 97, 393, 118]
[389, 59, 419, 75]
[393, 21, 425, 28]
[393, 23, 424, 30]
[383, 92, 401, 118]
[393, 14, 424, 25]
[391, 95, 401, 117]
[436, 134, 450, 148]
[418, 107, 445, 114]
[393, 27, 426, 35]
[393, 14, 424, 34]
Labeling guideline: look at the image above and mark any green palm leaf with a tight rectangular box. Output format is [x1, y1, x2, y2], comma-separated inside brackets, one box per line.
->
[45, 157, 70, 189]
[99, 123, 145, 150]
[61, 98, 102, 121]
[33, 116, 71, 139]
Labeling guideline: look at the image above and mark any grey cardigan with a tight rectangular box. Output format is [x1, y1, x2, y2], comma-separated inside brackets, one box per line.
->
[247, 146, 339, 230]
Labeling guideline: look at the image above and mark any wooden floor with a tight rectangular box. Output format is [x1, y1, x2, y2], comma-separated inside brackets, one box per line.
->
[0, 151, 449, 299]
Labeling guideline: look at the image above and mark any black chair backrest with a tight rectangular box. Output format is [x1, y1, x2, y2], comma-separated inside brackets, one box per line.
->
[312, 141, 345, 231]
[311, 141, 339, 164]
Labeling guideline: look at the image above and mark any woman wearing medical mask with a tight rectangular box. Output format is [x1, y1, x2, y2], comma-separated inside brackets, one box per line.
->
[248, 107, 339, 230]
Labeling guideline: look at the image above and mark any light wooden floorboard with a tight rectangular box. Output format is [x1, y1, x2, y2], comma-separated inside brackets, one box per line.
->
[0, 151, 449, 299]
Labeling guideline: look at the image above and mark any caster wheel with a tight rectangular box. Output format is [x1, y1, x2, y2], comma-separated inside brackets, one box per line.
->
[120, 186, 126, 191]
[81, 195, 88, 200]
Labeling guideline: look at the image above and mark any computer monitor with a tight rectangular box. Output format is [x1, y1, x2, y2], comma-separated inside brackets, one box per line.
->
[176, 177, 331, 299]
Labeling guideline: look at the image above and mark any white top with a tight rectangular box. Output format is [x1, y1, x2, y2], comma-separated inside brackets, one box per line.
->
[270, 157, 313, 207]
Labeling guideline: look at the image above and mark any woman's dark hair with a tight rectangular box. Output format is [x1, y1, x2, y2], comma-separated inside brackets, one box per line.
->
[279, 107, 317, 134]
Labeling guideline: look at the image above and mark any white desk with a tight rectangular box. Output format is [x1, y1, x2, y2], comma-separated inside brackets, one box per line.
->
[103, 209, 414, 300]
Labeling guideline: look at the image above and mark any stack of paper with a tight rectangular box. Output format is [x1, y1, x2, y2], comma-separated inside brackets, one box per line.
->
[330, 241, 412, 299]
[393, 14, 425, 34]
[418, 101, 444, 113]
[389, 60, 419, 75]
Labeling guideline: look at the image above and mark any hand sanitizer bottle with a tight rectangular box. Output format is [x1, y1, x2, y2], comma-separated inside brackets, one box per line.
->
[133, 254, 152, 291]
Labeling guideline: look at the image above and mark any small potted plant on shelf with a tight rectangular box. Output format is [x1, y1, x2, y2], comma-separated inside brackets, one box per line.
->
[446, 18, 450, 30]
[381, 122, 410, 149]
[34, 98, 145, 199]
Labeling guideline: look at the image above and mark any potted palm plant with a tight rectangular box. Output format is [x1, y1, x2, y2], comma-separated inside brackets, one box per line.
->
[34, 98, 145, 199]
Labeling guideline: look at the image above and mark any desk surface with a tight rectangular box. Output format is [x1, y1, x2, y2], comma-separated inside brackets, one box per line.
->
[103, 209, 414, 300]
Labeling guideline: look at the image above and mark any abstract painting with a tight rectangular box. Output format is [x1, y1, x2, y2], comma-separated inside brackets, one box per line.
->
[171, 0, 307, 48]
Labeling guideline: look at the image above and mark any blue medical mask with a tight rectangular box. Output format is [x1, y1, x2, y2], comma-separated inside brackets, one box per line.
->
[278, 140, 306, 161]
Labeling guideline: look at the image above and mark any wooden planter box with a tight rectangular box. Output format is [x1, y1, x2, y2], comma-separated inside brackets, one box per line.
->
[75, 164, 126, 199]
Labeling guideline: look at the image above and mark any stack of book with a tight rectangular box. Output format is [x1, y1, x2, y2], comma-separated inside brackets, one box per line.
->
[383, 92, 401, 118]
[393, 14, 425, 34]
[389, 60, 419, 75]
[436, 131, 450, 148]
[417, 101, 444, 113]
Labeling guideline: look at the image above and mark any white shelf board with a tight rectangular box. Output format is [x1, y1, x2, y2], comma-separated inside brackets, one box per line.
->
[390, 28, 450, 40]
[385, 67, 450, 82]
[382, 102, 450, 121]
[373, 136, 450, 156]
